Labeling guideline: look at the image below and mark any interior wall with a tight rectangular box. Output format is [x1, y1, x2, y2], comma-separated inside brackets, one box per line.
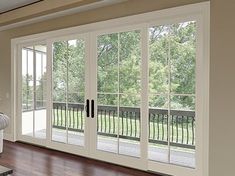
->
[210, 0, 235, 176]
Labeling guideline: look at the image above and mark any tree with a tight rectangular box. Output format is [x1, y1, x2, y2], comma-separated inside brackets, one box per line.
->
[52, 21, 196, 110]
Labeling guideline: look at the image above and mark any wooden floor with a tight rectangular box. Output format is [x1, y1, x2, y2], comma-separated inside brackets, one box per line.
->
[0, 140, 161, 176]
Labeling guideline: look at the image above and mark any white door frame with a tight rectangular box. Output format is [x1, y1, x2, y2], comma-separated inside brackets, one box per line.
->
[46, 33, 91, 157]
[11, 2, 210, 176]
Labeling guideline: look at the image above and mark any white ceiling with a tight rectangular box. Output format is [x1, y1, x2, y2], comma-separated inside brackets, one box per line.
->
[0, 0, 40, 13]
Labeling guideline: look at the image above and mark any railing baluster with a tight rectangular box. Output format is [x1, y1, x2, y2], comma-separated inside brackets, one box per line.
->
[97, 109, 99, 132]
[166, 114, 168, 142]
[60, 105, 63, 127]
[121, 111, 124, 136]
[186, 116, 189, 145]
[149, 113, 151, 139]
[126, 111, 128, 136]
[162, 114, 164, 141]
[73, 107, 75, 129]
[68, 107, 71, 128]
[104, 110, 107, 133]
[134, 112, 137, 138]
[56, 105, 59, 126]
[157, 114, 160, 140]
[81, 108, 84, 130]
[113, 110, 115, 134]
[100, 110, 103, 132]
[192, 117, 195, 145]
[181, 116, 184, 144]
[153, 114, 156, 140]
[65, 106, 67, 128]
[76, 107, 79, 130]
[108, 110, 111, 134]
[176, 115, 179, 143]
[130, 112, 133, 137]
[53, 106, 56, 126]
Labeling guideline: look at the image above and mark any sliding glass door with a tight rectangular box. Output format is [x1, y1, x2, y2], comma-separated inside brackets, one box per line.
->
[16, 4, 208, 175]
[18, 24, 198, 170]
[95, 30, 141, 157]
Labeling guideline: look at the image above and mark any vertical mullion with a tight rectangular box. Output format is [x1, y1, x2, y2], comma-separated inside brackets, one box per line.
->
[46, 40, 53, 143]
[167, 27, 171, 163]
[66, 41, 69, 144]
[140, 26, 148, 167]
[26, 49, 29, 110]
[41, 53, 43, 106]
[117, 33, 120, 154]
[33, 46, 36, 137]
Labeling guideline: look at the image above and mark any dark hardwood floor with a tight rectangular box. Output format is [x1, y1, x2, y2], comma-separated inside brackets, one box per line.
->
[0, 140, 161, 176]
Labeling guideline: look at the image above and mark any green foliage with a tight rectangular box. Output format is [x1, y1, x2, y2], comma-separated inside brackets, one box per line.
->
[35, 21, 196, 110]
[53, 40, 85, 103]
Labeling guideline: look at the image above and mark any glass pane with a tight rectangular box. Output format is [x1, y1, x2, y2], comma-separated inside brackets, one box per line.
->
[119, 94, 140, 157]
[52, 39, 86, 146]
[22, 111, 33, 136]
[22, 49, 27, 77]
[68, 39, 85, 93]
[36, 52, 42, 80]
[67, 39, 85, 146]
[148, 94, 168, 163]
[97, 33, 118, 93]
[149, 26, 169, 94]
[170, 95, 195, 167]
[97, 30, 141, 157]
[35, 109, 46, 139]
[119, 31, 141, 94]
[170, 22, 196, 94]
[52, 41, 67, 143]
[97, 94, 118, 153]
[68, 92, 84, 104]
[27, 50, 34, 78]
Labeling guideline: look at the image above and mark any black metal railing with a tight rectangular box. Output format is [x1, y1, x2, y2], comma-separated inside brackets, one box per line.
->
[52, 102, 195, 149]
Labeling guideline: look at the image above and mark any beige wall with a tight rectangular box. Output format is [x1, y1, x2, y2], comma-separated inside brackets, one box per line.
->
[210, 0, 235, 176]
[2, 0, 235, 176]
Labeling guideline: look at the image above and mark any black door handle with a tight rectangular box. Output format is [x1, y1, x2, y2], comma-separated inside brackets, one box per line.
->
[91, 99, 94, 118]
[86, 99, 90, 117]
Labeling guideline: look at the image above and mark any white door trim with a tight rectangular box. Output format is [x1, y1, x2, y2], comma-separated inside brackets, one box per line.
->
[11, 2, 210, 176]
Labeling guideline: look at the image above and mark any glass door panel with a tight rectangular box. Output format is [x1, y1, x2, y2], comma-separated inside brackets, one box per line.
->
[96, 30, 141, 158]
[21, 44, 47, 139]
[52, 39, 86, 147]
[148, 24, 170, 163]
[168, 21, 196, 167]
[148, 21, 196, 168]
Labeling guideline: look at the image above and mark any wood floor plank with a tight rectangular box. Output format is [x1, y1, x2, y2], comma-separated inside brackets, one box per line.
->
[0, 140, 161, 176]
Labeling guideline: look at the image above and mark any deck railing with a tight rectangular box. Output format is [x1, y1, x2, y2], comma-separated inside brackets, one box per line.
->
[53, 102, 195, 149]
